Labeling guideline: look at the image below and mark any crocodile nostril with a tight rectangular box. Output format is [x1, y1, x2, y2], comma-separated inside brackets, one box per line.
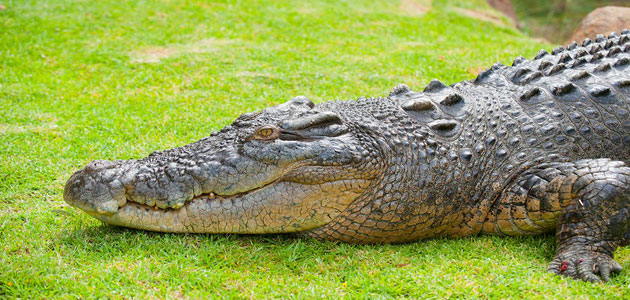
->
[63, 162, 126, 215]
[83, 160, 115, 173]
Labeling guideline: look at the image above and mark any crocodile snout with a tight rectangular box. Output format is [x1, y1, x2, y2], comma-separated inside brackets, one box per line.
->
[63, 160, 127, 215]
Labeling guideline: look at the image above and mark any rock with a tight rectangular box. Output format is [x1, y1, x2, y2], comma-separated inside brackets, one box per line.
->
[486, 0, 518, 25]
[566, 6, 630, 45]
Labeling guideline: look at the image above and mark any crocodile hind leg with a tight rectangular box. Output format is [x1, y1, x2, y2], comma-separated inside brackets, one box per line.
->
[547, 159, 630, 282]
[482, 158, 630, 282]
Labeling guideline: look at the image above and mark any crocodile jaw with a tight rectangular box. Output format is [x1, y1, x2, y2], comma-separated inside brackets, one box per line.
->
[83, 179, 367, 233]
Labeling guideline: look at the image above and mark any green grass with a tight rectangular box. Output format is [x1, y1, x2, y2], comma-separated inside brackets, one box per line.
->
[2, 0, 630, 298]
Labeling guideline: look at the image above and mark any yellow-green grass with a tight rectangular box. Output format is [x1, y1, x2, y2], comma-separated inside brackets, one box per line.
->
[2, 0, 629, 298]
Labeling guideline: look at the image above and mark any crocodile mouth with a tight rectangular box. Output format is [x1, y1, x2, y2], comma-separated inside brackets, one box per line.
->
[111, 179, 277, 214]
[64, 157, 371, 234]
[106, 192, 217, 214]
[85, 176, 370, 234]
[87, 179, 287, 233]
[110, 164, 310, 215]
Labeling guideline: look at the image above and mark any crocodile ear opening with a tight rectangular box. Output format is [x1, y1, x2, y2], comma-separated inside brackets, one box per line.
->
[281, 111, 342, 130]
[279, 111, 347, 140]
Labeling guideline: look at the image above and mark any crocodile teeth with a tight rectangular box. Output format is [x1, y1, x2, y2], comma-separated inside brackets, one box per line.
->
[171, 198, 186, 209]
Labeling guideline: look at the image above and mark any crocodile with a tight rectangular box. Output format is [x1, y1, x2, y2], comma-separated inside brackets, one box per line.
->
[64, 31, 630, 282]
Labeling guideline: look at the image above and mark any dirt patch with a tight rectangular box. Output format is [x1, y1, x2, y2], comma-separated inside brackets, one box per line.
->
[131, 47, 176, 63]
[486, 0, 518, 24]
[399, 0, 431, 16]
[453, 7, 511, 27]
[296, 5, 317, 15]
[130, 38, 232, 63]
[0, 113, 59, 134]
[0, 123, 59, 134]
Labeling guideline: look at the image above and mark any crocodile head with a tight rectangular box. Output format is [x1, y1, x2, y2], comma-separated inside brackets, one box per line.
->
[64, 96, 380, 234]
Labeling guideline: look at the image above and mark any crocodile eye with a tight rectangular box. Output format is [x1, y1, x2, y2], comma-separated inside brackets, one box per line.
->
[252, 125, 279, 140]
[259, 127, 273, 137]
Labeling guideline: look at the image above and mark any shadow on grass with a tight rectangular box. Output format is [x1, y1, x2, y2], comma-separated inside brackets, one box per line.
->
[55, 220, 558, 269]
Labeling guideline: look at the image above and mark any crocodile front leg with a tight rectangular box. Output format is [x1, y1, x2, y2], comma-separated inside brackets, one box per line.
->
[482, 158, 630, 282]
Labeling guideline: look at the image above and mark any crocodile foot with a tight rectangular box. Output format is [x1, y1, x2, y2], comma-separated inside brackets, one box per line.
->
[547, 246, 622, 282]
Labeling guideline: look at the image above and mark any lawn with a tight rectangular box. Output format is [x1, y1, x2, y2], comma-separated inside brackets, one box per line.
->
[2, 0, 630, 298]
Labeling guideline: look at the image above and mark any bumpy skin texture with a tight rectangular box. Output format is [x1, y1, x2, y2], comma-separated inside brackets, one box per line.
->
[65, 31, 630, 282]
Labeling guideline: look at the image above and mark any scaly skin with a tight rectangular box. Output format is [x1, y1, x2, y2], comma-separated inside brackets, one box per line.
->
[65, 31, 630, 282]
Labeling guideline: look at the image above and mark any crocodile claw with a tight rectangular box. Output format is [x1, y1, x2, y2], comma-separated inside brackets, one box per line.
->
[547, 248, 622, 282]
